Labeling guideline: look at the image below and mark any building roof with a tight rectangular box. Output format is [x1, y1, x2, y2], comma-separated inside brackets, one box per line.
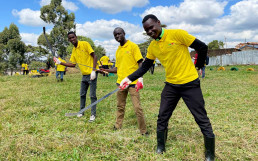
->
[235, 42, 258, 49]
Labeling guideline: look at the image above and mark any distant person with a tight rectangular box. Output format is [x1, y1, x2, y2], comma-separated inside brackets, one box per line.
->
[201, 56, 209, 79]
[108, 60, 114, 69]
[101, 27, 148, 135]
[119, 14, 215, 160]
[100, 54, 110, 76]
[55, 55, 66, 82]
[54, 31, 98, 122]
[46, 59, 51, 70]
[149, 60, 155, 74]
[21, 62, 29, 75]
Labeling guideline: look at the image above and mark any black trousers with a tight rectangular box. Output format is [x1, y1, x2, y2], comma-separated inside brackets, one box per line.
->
[102, 65, 109, 76]
[157, 79, 214, 138]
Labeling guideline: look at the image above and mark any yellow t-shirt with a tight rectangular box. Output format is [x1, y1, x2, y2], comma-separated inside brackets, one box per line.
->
[108, 62, 114, 67]
[115, 40, 143, 84]
[146, 29, 198, 84]
[100, 56, 110, 65]
[70, 41, 94, 75]
[56, 57, 66, 71]
[22, 63, 28, 70]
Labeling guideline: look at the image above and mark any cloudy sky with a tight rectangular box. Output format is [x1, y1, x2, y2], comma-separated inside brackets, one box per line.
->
[0, 0, 257, 59]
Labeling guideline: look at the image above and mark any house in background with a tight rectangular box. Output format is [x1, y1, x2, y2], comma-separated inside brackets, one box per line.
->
[235, 42, 258, 51]
[190, 42, 258, 58]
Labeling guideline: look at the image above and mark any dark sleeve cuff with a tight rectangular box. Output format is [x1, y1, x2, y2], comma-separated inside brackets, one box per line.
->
[189, 39, 208, 69]
[128, 58, 154, 81]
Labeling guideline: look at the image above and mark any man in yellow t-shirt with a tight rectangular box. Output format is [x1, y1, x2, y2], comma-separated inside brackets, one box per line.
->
[21, 63, 29, 75]
[120, 14, 215, 160]
[55, 56, 66, 82]
[100, 55, 110, 76]
[53, 31, 98, 122]
[101, 27, 148, 135]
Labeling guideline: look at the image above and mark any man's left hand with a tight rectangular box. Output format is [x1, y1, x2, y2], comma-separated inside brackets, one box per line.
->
[136, 77, 143, 92]
[90, 71, 96, 80]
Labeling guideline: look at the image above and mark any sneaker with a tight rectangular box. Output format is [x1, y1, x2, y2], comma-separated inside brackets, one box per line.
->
[77, 113, 83, 118]
[113, 125, 118, 131]
[89, 115, 95, 122]
[142, 131, 149, 136]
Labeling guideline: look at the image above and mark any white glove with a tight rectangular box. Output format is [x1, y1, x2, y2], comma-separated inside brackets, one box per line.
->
[90, 71, 96, 80]
[53, 57, 61, 64]
[119, 77, 132, 90]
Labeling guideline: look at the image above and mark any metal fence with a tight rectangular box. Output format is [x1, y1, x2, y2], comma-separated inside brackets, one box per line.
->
[208, 50, 258, 66]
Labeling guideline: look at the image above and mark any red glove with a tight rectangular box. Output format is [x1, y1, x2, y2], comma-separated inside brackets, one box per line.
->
[136, 77, 143, 92]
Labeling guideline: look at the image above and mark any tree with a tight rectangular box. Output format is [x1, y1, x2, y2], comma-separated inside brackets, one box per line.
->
[24, 45, 49, 64]
[94, 45, 106, 59]
[208, 40, 225, 49]
[0, 23, 26, 75]
[39, 0, 75, 57]
[138, 39, 152, 58]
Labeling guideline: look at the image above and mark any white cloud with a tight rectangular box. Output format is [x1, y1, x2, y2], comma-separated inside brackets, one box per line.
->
[215, 0, 258, 31]
[140, 0, 258, 48]
[40, 0, 78, 11]
[20, 33, 40, 46]
[76, 19, 145, 59]
[141, 0, 227, 25]
[95, 39, 118, 59]
[76, 19, 143, 40]
[12, 9, 48, 26]
[79, 0, 149, 14]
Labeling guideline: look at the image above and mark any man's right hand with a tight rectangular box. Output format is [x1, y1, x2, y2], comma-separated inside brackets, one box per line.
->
[99, 68, 109, 75]
[119, 77, 132, 90]
[53, 57, 61, 64]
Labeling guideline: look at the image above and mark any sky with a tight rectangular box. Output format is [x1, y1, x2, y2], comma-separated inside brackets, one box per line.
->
[1, 0, 258, 59]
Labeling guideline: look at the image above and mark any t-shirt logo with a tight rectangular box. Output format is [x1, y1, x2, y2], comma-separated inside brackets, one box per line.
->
[126, 51, 130, 54]
[168, 42, 174, 45]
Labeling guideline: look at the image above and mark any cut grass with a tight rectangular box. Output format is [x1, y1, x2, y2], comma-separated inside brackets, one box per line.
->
[0, 65, 257, 160]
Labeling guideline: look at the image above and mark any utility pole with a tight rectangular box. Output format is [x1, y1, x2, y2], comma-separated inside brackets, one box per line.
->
[224, 36, 227, 49]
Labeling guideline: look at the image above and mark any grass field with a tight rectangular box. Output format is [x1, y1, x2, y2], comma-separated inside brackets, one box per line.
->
[0, 65, 257, 160]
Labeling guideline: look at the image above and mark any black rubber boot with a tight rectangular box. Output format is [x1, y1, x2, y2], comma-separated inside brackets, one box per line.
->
[156, 129, 168, 154]
[204, 136, 215, 161]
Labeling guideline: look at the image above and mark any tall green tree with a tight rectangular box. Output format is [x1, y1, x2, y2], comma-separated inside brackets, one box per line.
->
[138, 39, 152, 58]
[24, 45, 49, 64]
[39, 0, 75, 57]
[208, 40, 225, 49]
[0, 23, 26, 75]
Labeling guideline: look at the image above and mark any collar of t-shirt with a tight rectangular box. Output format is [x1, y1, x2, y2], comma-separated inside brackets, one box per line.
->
[75, 41, 81, 48]
[120, 40, 129, 48]
[155, 28, 165, 41]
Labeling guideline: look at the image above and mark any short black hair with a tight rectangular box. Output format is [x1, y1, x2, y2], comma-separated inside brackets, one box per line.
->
[67, 31, 76, 37]
[114, 27, 125, 34]
[142, 14, 159, 23]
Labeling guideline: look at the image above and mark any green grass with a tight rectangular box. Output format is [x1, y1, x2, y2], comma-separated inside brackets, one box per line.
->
[0, 65, 257, 160]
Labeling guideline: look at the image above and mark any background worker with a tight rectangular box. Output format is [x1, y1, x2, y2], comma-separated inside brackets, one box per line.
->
[120, 14, 215, 161]
[149, 59, 155, 74]
[55, 55, 66, 82]
[100, 54, 110, 76]
[201, 56, 209, 79]
[101, 27, 148, 135]
[21, 62, 29, 75]
[54, 31, 98, 122]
